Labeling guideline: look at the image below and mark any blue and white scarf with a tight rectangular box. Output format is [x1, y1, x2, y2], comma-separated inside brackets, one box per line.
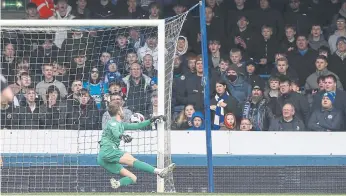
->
[213, 92, 229, 130]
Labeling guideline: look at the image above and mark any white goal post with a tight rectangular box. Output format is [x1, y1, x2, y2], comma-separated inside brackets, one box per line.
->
[0, 19, 169, 193]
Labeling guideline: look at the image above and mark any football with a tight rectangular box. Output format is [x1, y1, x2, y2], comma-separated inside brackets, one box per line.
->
[130, 113, 145, 123]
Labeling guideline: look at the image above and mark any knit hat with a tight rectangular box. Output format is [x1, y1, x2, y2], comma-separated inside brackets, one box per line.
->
[336, 36, 346, 47]
[323, 92, 336, 104]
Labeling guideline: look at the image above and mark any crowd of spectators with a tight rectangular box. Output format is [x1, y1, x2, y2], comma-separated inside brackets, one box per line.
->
[1, 0, 346, 131]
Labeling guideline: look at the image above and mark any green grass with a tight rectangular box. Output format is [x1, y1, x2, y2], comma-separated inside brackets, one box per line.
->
[2, 193, 346, 196]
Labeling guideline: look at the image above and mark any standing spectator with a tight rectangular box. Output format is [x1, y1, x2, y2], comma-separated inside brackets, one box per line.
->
[124, 51, 138, 74]
[72, 0, 91, 19]
[1, 42, 17, 83]
[122, 63, 152, 115]
[142, 54, 157, 79]
[329, 36, 346, 88]
[83, 67, 108, 110]
[9, 72, 34, 106]
[216, 57, 230, 77]
[284, 0, 312, 35]
[12, 87, 40, 130]
[208, 39, 223, 69]
[308, 92, 343, 131]
[102, 93, 132, 129]
[264, 76, 281, 118]
[36, 64, 67, 103]
[244, 60, 265, 89]
[229, 15, 254, 54]
[104, 59, 123, 85]
[249, 25, 279, 75]
[281, 25, 297, 53]
[49, 0, 75, 20]
[146, 2, 162, 19]
[226, 0, 251, 33]
[287, 34, 318, 87]
[25, 3, 40, 19]
[39, 85, 68, 129]
[116, 0, 147, 19]
[137, 34, 158, 69]
[278, 77, 310, 123]
[305, 55, 343, 94]
[210, 80, 240, 130]
[66, 80, 83, 107]
[128, 27, 145, 51]
[308, 24, 329, 51]
[329, 16, 346, 54]
[206, 0, 225, 19]
[242, 85, 273, 131]
[223, 65, 252, 105]
[173, 104, 195, 130]
[229, 48, 246, 76]
[251, 0, 284, 39]
[271, 57, 299, 82]
[111, 33, 136, 74]
[239, 118, 253, 131]
[69, 50, 91, 82]
[268, 103, 305, 131]
[97, 51, 112, 72]
[91, 0, 117, 19]
[69, 88, 101, 130]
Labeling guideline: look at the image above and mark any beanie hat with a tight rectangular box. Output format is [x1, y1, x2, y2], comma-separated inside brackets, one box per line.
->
[336, 36, 346, 47]
[323, 92, 336, 104]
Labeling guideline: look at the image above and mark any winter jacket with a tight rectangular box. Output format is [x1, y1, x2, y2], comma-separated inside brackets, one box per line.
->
[223, 74, 252, 105]
[328, 53, 346, 88]
[210, 92, 240, 119]
[278, 92, 310, 123]
[188, 112, 205, 131]
[12, 104, 40, 130]
[308, 35, 329, 51]
[250, 8, 284, 40]
[270, 66, 299, 83]
[280, 38, 297, 53]
[308, 108, 344, 131]
[287, 49, 318, 86]
[38, 101, 69, 129]
[242, 98, 273, 131]
[36, 79, 68, 103]
[69, 99, 101, 130]
[0, 103, 15, 129]
[328, 31, 346, 54]
[111, 45, 136, 74]
[284, 9, 312, 35]
[269, 116, 306, 131]
[305, 69, 343, 92]
[48, 6, 75, 20]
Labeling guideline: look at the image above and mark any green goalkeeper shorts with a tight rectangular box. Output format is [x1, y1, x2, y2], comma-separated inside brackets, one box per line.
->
[97, 145, 125, 174]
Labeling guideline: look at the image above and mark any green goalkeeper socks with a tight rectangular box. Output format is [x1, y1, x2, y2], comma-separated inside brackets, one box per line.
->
[119, 177, 135, 186]
[133, 160, 155, 174]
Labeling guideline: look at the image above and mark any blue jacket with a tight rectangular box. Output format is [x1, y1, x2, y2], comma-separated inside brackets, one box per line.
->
[189, 111, 205, 130]
[223, 74, 252, 105]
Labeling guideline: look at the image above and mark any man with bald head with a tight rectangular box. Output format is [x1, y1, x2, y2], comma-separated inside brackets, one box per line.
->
[268, 103, 306, 131]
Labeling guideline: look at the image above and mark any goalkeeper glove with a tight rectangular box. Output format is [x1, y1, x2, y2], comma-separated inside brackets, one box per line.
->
[150, 115, 167, 123]
[120, 134, 133, 143]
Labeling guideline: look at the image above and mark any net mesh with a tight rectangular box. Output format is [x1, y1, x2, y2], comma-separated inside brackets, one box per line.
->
[0, 11, 189, 193]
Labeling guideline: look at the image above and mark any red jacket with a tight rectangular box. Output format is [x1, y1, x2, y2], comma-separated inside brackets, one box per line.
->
[31, 0, 54, 19]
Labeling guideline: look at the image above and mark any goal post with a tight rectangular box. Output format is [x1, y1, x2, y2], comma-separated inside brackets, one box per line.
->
[0, 16, 188, 193]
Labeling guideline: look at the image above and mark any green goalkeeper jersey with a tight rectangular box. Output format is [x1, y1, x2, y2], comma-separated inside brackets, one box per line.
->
[100, 118, 151, 148]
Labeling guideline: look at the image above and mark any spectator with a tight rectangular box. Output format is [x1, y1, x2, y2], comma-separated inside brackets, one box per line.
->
[312, 74, 346, 125]
[9, 72, 33, 106]
[318, 45, 331, 59]
[142, 54, 157, 79]
[239, 118, 253, 131]
[83, 67, 108, 110]
[284, 0, 312, 35]
[173, 104, 195, 130]
[70, 88, 101, 130]
[52, 61, 69, 88]
[25, 3, 40, 19]
[39, 85, 68, 129]
[91, 0, 116, 19]
[102, 93, 132, 129]
[49, 0, 75, 20]
[117, 0, 147, 19]
[226, 0, 251, 33]
[244, 60, 265, 90]
[287, 34, 318, 87]
[308, 24, 329, 51]
[329, 16, 346, 54]
[229, 15, 253, 53]
[269, 103, 305, 131]
[290, 79, 301, 94]
[271, 57, 299, 83]
[111, 33, 136, 74]
[222, 64, 251, 105]
[108, 81, 125, 96]
[12, 87, 40, 130]
[137, 34, 158, 69]
[66, 80, 83, 107]
[175, 36, 189, 73]
[122, 63, 151, 115]
[223, 113, 237, 130]
[1, 42, 17, 83]
[305, 56, 343, 96]
[326, 0, 342, 27]
[308, 92, 343, 131]
[36, 64, 68, 103]
[69, 50, 91, 82]
[278, 77, 310, 123]
[329, 36, 346, 88]
[251, 0, 284, 39]
[206, 0, 225, 19]
[281, 25, 297, 53]
[0, 97, 15, 129]
[216, 57, 230, 77]
[72, 0, 91, 19]
[124, 51, 139, 74]
[147, 2, 162, 19]
[97, 51, 112, 72]
[128, 27, 145, 51]
[242, 85, 273, 131]
[229, 48, 246, 75]
[210, 80, 240, 130]
[264, 76, 281, 118]
[208, 39, 223, 69]
[189, 111, 205, 131]
[104, 59, 123, 85]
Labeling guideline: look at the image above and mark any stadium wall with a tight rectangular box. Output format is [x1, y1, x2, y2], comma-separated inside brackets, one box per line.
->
[1, 130, 346, 193]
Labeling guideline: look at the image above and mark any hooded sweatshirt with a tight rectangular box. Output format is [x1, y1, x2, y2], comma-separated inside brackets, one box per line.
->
[189, 111, 205, 130]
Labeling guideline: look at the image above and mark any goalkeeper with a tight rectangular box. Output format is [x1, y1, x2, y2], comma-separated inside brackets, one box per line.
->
[97, 103, 175, 189]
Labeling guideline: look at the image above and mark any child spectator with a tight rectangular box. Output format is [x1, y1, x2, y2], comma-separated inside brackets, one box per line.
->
[281, 25, 297, 53]
[265, 76, 281, 118]
[189, 111, 205, 131]
[25, 3, 40, 19]
[174, 104, 195, 130]
[239, 118, 253, 131]
[229, 48, 246, 75]
[223, 113, 237, 130]
[244, 60, 265, 89]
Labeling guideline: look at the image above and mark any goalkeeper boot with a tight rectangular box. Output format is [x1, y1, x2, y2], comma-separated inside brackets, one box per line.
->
[158, 163, 176, 178]
[110, 178, 121, 189]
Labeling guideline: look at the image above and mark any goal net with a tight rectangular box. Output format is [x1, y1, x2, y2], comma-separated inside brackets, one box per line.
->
[0, 14, 188, 193]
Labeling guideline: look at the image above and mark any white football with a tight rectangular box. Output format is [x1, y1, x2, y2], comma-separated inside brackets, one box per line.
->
[130, 113, 145, 123]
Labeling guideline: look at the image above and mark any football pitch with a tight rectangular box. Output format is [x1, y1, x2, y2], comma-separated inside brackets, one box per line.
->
[2, 193, 346, 196]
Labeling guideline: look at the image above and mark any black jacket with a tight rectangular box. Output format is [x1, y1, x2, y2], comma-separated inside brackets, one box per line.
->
[69, 99, 101, 130]
[269, 116, 306, 131]
[287, 49, 318, 87]
[278, 92, 310, 123]
[250, 8, 284, 40]
[308, 108, 344, 131]
[284, 9, 312, 35]
[12, 104, 40, 130]
[328, 53, 346, 89]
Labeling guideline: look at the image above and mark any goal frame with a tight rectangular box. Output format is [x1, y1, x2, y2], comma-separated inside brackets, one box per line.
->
[0, 19, 166, 193]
